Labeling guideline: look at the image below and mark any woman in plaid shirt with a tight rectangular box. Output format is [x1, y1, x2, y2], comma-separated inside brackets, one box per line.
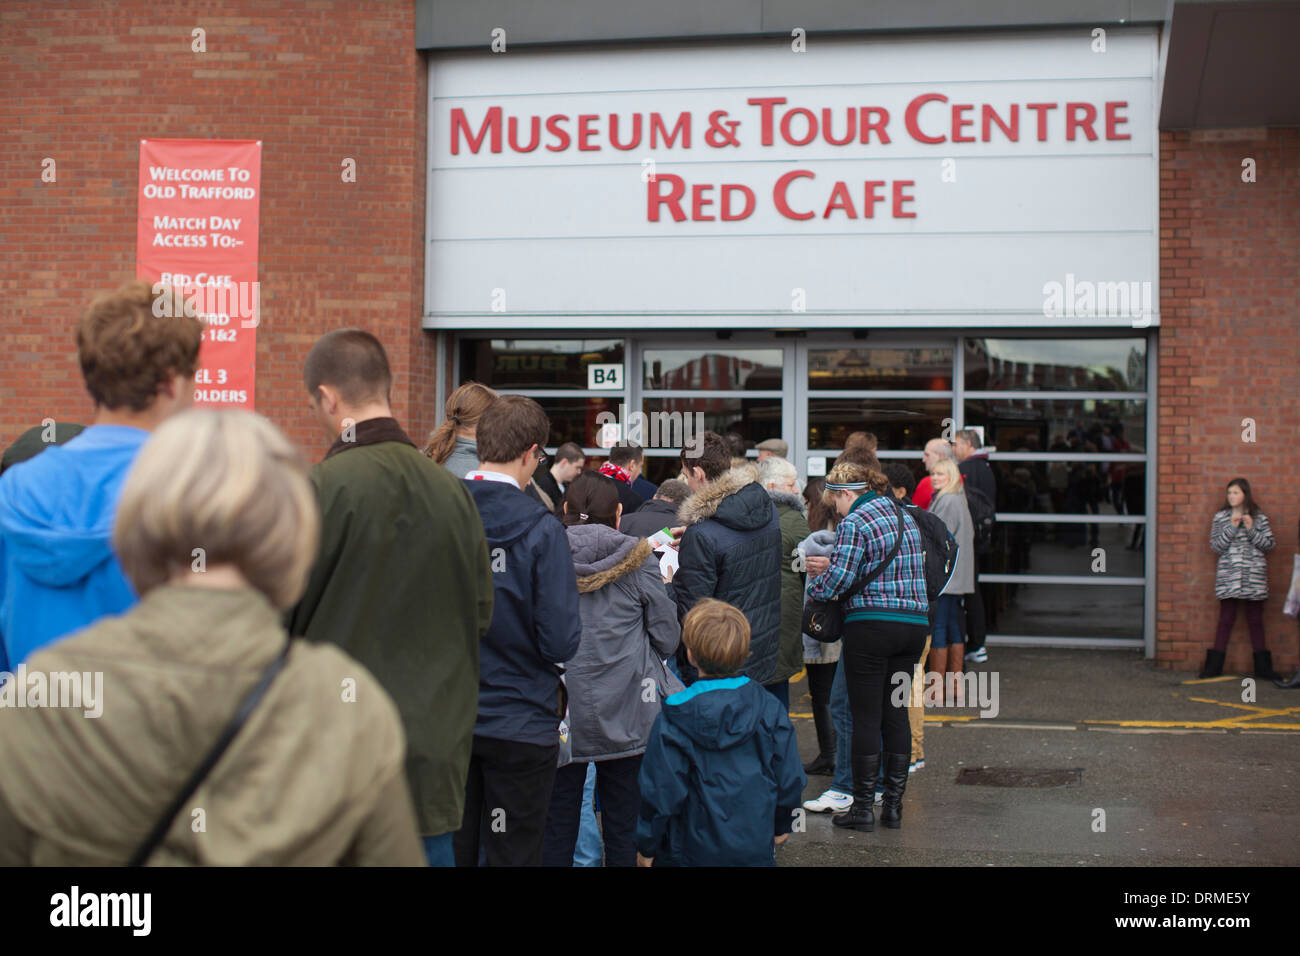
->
[807, 461, 929, 832]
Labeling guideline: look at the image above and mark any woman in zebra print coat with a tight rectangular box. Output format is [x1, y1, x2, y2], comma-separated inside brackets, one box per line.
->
[1200, 478, 1279, 680]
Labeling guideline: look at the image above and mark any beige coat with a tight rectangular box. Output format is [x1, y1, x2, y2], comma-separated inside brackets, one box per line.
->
[0, 584, 423, 866]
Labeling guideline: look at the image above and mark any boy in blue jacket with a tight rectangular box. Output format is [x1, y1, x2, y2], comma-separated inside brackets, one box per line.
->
[636, 598, 806, 867]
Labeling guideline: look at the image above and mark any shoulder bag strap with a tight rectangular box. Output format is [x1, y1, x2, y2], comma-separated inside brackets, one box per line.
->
[127, 641, 293, 867]
[841, 497, 908, 603]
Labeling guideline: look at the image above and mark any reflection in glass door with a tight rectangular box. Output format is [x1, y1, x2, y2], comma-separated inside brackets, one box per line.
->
[455, 330, 1155, 653]
[639, 342, 790, 484]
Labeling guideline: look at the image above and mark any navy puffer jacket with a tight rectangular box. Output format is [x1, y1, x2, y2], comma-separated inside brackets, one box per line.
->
[672, 469, 782, 683]
[464, 479, 582, 746]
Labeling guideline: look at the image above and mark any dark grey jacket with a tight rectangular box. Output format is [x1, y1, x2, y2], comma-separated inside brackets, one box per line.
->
[565, 523, 681, 761]
[619, 497, 680, 540]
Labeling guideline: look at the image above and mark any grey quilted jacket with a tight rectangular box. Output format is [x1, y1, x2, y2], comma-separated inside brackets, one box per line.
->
[565, 523, 681, 761]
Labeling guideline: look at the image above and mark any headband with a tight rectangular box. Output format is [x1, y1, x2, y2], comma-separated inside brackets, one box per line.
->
[825, 480, 868, 491]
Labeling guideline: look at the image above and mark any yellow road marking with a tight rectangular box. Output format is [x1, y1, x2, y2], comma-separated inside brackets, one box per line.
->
[1185, 697, 1281, 713]
[1086, 717, 1300, 730]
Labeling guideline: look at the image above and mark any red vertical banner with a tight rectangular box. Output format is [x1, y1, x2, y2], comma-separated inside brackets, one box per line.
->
[136, 139, 262, 409]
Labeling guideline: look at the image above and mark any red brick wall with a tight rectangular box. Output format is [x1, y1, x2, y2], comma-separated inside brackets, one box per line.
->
[0, 0, 431, 457]
[1158, 127, 1300, 673]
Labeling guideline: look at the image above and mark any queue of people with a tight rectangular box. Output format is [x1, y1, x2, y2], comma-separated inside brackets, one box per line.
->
[2, 280, 1297, 866]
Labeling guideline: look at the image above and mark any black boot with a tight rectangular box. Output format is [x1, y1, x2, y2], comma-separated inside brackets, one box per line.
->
[1254, 650, 1283, 681]
[1198, 649, 1225, 679]
[803, 753, 836, 775]
[803, 700, 837, 775]
[1275, 670, 1300, 689]
[833, 754, 880, 832]
[878, 752, 911, 829]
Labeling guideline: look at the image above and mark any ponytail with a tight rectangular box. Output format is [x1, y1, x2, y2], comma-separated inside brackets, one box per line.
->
[425, 381, 497, 465]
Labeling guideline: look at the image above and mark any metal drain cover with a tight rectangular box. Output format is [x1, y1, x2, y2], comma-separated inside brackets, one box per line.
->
[956, 767, 1083, 788]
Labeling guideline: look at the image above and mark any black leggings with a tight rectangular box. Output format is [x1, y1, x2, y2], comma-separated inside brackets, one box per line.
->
[841, 619, 928, 758]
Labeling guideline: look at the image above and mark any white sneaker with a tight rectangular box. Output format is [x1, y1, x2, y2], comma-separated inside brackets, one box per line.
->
[803, 789, 853, 813]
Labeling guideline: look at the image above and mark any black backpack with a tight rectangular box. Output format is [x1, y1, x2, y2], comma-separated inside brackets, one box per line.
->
[964, 485, 996, 555]
[901, 501, 959, 603]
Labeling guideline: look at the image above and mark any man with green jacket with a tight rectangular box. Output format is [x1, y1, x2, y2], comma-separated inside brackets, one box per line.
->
[288, 329, 493, 867]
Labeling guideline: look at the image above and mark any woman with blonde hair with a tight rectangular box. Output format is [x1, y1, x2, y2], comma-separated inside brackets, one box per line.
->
[0, 409, 423, 865]
[425, 381, 498, 477]
[927, 457, 975, 700]
[807, 460, 929, 831]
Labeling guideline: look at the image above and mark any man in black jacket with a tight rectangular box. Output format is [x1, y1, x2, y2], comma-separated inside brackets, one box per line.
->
[620, 478, 688, 540]
[534, 441, 584, 508]
[672, 432, 782, 689]
[954, 429, 996, 664]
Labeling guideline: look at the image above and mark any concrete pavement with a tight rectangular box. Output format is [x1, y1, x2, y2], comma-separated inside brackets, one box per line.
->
[780, 647, 1300, 866]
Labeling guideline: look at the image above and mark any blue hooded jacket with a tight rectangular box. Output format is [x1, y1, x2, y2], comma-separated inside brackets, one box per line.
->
[0, 426, 147, 670]
[636, 676, 806, 866]
[464, 478, 582, 746]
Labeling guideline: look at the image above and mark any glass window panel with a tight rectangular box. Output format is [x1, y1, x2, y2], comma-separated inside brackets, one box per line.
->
[984, 582, 1143, 640]
[643, 349, 782, 391]
[964, 338, 1146, 392]
[982, 521, 1145, 577]
[808, 398, 951, 452]
[964, 398, 1145, 454]
[808, 346, 953, 391]
[642, 397, 782, 448]
[524, 396, 624, 449]
[638, 396, 782, 483]
[981, 458, 1146, 516]
[459, 339, 624, 389]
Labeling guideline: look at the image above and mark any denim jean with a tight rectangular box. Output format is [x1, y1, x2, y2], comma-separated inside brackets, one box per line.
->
[830, 657, 853, 794]
[931, 594, 964, 649]
[830, 660, 888, 795]
[573, 762, 603, 866]
[423, 832, 454, 867]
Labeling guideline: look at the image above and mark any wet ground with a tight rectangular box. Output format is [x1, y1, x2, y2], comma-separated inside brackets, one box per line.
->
[779, 647, 1300, 866]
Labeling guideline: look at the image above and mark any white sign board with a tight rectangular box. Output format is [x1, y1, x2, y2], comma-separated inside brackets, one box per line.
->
[427, 29, 1157, 328]
[587, 363, 623, 390]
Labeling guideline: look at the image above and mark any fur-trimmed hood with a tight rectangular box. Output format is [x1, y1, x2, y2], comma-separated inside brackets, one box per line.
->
[566, 523, 654, 593]
[678, 467, 773, 530]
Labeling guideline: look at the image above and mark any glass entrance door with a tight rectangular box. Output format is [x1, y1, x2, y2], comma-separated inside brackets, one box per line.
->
[452, 329, 1154, 651]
